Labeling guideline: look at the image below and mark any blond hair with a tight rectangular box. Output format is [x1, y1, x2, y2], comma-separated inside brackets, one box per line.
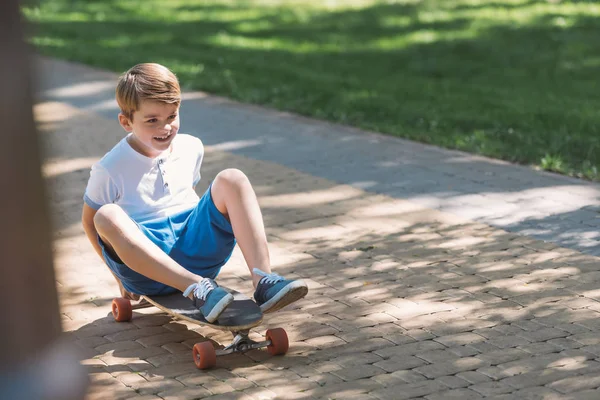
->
[116, 63, 181, 120]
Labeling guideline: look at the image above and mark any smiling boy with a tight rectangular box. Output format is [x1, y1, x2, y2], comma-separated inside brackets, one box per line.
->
[81, 63, 308, 322]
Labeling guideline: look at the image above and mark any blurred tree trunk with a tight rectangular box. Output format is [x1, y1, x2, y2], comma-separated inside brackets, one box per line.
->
[0, 1, 87, 398]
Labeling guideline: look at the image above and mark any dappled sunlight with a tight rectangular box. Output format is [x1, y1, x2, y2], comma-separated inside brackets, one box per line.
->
[43, 157, 99, 178]
[34, 99, 81, 125]
[43, 80, 115, 98]
[208, 139, 263, 152]
[347, 198, 428, 217]
[39, 71, 600, 397]
[259, 186, 364, 208]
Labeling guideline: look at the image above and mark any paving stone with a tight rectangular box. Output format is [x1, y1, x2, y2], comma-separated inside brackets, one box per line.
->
[518, 341, 561, 355]
[414, 357, 490, 379]
[476, 366, 513, 381]
[428, 319, 496, 336]
[226, 377, 258, 391]
[306, 372, 344, 387]
[495, 353, 584, 378]
[405, 329, 437, 341]
[374, 355, 428, 372]
[455, 371, 493, 385]
[303, 378, 381, 398]
[469, 381, 514, 396]
[175, 373, 217, 387]
[374, 340, 445, 359]
[370, 380, 450, 400]
[136, 378, 185, 395]
[447, 345, 480, 358]
[436, 375, 470, 389]
[500, 366, 591, 390]
[157, 386, 213, 400]
[135, 331, 200, 347]
[202, 381, 238, 395]
[75, 322, 139, 339]
[105, 326, 170, 342]
[161, 343, 190, 354]
[416, 349, 459, 363]
[329, 352, 383, 367]
[548, 371, 600, 394]
[516, 327, 569, 342]
[265, 378, 320, 397]
[571, 332, 600, 346]
[487, 335, 532, 349]
[425, 388, 484, 400]
[95, 340, 145, 353]
[330, 364, 387, 381]
[75, 336, 111, 349]
[117, 372, 148, 389]
[494, 386, 564, 400]
[434, 332, 487, 347]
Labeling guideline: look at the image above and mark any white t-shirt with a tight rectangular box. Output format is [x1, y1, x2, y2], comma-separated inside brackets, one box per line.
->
[84, 133, 204, 223]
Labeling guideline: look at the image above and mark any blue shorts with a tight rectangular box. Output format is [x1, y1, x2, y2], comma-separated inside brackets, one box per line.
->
[98, 186, 236, 295]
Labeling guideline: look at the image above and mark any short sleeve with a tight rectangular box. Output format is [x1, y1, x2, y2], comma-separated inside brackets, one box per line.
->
[83, 163, 119, 210]
[192, 139, 204, 187]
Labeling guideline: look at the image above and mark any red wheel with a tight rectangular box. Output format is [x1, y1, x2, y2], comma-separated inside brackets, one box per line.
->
[111, 297, 132, 322]
[192, 341, 216, 369]
[266, 328, 289, 356]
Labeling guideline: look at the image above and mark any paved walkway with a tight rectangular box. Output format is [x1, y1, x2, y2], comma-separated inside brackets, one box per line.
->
[36, 57, 600, 257]
[37, 57, 600, 399]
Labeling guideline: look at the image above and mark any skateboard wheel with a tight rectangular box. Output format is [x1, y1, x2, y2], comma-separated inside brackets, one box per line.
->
[193, 341, 216, 369]
[265, 328, 289, 356]
[112, 297, 132, 322]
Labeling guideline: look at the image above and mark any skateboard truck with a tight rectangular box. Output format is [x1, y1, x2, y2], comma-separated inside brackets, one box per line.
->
[216, 330, 270, 355]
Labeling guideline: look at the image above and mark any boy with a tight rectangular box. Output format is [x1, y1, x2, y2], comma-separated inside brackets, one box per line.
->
[81, 63, 308, 323]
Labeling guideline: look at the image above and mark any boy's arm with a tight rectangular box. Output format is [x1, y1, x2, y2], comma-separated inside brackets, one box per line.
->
[81, 203, 103, 260]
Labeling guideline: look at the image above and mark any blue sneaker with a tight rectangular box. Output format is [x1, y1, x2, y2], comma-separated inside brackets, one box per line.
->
[183, 278, 234, 323]
[253, 268, 308, 313]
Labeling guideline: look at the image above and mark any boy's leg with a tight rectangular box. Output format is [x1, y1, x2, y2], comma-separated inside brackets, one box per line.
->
[210, 169, 270, 288]
[94, 204, 201, 293]
[94, 204, 234, 322]
[210, 169, 308, 312]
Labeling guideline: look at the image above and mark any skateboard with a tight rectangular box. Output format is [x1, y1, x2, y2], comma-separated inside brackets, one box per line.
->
[110, 287, 289, 369]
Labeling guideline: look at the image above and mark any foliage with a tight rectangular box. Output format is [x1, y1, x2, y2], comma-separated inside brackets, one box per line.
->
[23, 0, 600, 180]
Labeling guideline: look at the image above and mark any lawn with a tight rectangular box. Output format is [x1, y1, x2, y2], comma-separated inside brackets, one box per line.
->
[23, 0, 600, 180]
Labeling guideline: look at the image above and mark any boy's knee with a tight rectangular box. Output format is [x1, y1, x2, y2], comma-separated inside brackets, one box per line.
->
[214, 168, 249, 190]
[94, 204, 127, 234]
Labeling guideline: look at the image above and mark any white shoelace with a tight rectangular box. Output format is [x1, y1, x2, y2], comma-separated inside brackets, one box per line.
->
[183, 278, 215, 300]
[253, 268, 284, 285]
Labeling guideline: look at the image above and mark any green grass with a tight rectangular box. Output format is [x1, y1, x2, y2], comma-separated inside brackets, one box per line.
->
[23, 0, 600, 180]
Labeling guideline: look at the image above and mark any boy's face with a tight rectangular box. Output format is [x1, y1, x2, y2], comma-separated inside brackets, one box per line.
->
[119, 100, 180, 158]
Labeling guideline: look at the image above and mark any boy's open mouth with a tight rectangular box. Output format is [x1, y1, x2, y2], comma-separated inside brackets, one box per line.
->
[154, 132, 172, 142]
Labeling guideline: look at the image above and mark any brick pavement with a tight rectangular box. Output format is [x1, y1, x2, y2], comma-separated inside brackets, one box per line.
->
[37, 99, 600, 400]
[36, 61, 600, 400]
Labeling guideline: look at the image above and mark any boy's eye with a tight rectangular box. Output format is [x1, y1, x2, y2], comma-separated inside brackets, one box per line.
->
[168, 114, 177, 120]
[146, 118, 157, 123]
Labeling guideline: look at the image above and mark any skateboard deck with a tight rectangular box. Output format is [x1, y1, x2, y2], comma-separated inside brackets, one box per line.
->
[111, 286, 289, 369]
[141, 288, 263, 331]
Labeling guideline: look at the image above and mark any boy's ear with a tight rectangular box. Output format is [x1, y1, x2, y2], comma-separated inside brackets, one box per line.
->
[118, 112, 133, 132]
